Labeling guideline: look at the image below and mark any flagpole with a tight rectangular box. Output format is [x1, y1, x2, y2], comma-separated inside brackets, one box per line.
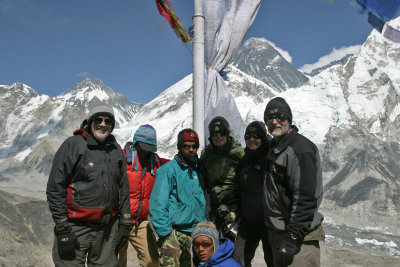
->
[192, 0, 205, 147]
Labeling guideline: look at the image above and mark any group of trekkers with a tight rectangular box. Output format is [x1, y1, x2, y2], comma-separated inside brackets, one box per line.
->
[46, 96, 324, 267]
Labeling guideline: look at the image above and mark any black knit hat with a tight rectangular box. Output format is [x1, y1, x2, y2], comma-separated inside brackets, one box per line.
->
[208, 116, 230, 134]
[87, 103, 115, 131]
[245, 121, 267, 143]
[264, 97, 292, 123]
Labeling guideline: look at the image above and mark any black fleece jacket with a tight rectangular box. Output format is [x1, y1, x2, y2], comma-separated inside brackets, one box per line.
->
[263, 126, 324, 239]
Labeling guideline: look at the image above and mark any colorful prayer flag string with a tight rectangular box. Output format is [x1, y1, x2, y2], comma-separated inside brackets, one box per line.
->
[352, 0, 400, 43]
[155, 0, 191, 43]
[367, 12, 385, 32]
[355, 0, 400, 22]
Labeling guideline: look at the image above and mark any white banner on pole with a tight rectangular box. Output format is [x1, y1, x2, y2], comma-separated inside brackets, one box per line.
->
[203, 0, 261, 144]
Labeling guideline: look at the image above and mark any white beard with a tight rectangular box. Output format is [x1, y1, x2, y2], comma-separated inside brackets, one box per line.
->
[92, 131, 110, 143]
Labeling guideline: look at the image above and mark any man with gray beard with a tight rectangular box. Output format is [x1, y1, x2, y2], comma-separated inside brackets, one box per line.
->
[46, 103, 132, 266]
[263, 97, 325, 267]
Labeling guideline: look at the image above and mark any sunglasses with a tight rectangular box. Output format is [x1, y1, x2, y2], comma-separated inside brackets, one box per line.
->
[193, 241, 213, 249]
[211, 130, 228, 137]
[93, 117, 113, 126]
[181, 144, 199, 150]
[265, 113, 288, 123]
[245, 134, 260, 140]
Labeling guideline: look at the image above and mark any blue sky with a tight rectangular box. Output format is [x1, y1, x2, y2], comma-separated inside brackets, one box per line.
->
[0, 0, 375, 103]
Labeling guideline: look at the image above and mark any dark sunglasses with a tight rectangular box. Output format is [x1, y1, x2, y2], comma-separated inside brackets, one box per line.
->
[245, 134, 260, 140]
[211, 130, 227, 137]
[93, 117, 113, 126]
[181, 144, 198, 150]
[265, 113, 288, 123]
[193, 240, 213, 249]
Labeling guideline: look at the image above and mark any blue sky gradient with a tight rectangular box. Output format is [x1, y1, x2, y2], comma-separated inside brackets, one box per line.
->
[0, 0, 375, 103]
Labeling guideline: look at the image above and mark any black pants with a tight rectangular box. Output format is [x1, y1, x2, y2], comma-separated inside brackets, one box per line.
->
[233, 219, 273, 267]
[52, 218, 119, 267]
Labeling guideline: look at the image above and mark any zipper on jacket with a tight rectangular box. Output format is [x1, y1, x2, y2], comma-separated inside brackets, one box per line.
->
[134, 164, 148, 226]
[104, 148, 112, 224]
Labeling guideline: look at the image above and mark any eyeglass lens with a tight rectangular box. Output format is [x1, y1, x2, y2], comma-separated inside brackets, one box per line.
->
[245, 134, 259, 140]
[266, 114, 287, 123]
[182, 144, 198, 150]
[193, 241, 213, 249]
[93, 117, 113, 126]
[211, 130, 227, 137]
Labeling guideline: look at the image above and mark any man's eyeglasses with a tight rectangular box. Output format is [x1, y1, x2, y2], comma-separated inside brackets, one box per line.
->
[181, 144, 198, 150]
[193, 240, 213, 249]
[265, 113, 288, 123]
[93, 117, 113, 126]
[245, 134, 260, 140]
[211, 130, 228, 137]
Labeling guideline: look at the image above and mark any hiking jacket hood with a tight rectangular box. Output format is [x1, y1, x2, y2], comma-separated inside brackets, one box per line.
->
[263, 126, 323, 239]
[194, 239, 240, 267]
[46, 122, 131, 228]
[149, 156, 206, 237]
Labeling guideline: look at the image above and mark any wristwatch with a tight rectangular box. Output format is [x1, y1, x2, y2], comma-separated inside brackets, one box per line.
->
[289, 232, 298, 241]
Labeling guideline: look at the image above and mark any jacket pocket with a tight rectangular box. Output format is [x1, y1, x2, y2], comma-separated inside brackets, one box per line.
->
[170, 202, 193, 228]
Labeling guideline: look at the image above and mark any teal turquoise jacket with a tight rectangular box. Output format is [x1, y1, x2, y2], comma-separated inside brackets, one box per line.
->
[149, 155, 206, 237]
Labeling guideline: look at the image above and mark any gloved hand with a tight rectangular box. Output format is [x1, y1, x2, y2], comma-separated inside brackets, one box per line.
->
[56, 231, 79, 260]
[215, 205, 235, 227]
[115, 224, 132, 254]
[277, 232, 301, 267]
[215, 205, 238, 241]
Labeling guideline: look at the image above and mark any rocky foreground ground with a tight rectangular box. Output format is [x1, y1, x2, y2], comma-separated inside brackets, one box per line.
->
[1, 235, 399, 266]
[1, 190, 399, 266]
[320, 246, 400, 267]
[122, 243, 400, 267]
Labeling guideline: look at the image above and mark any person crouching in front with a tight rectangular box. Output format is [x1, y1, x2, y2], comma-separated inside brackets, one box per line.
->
[192, 221, 240, 267]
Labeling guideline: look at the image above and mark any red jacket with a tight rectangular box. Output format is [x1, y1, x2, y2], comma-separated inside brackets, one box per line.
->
[123, 143, 169, 225]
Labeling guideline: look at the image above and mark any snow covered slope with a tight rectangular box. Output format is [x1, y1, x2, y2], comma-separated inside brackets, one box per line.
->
[0, 78, 142, 195]
[0, 18, 399, 237]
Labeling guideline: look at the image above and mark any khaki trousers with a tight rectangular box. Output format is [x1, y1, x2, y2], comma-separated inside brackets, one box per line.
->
[118, 220, 159, 267]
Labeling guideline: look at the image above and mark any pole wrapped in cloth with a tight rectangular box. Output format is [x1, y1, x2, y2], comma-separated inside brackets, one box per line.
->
[203, 0, 261, 144]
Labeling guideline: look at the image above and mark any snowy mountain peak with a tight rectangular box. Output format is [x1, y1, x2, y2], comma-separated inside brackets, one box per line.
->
[60, 77, 118, 103]
[241, 37, 271, 49]
[74, 77, 113, 92]
[56, 78, 144, 126]
[0, 82, 38, 99]
[232, 37, 309, 92]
